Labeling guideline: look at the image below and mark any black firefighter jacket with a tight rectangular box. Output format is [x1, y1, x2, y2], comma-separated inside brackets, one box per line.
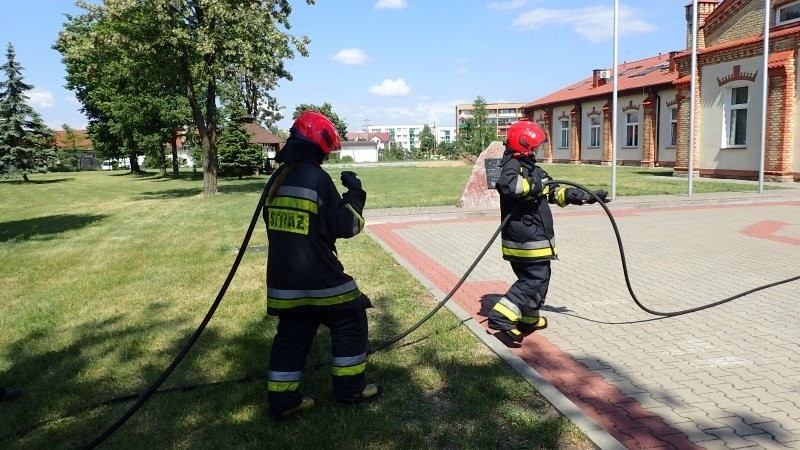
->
[263, 138, 370, 316]
[495, 149, 585, 263]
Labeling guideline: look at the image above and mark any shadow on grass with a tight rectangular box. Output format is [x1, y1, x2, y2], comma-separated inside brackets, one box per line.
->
[110, 171, 160, 179]
[0, 305, 270, 448]
[0, 214, 106, 243]
[134, 179, 268, 200]
[0, 288, 592, 449]
[630, 168, 674, 177]
[0, 178, 74, 185]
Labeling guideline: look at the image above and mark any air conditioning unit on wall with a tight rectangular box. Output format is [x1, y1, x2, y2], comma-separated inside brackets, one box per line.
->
[598, 70, 611, 79]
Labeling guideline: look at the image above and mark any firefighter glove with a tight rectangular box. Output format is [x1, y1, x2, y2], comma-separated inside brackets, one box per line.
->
[583, 189, 609, 204]
[340, 171, 362, 191]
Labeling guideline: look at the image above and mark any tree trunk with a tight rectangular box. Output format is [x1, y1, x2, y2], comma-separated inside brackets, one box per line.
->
[171, 135, 179, 177]
[129, 151, 140, 173]
[202, 132, 218, 195]
[202, 78, 219, 195]
[158, 145, 167, 177]
[23, 173, 29, 182]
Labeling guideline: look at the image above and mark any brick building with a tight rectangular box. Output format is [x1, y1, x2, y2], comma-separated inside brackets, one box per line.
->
[523, 0, 800, 182]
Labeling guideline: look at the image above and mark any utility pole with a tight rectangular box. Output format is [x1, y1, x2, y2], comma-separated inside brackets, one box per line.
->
[433, 121, 437, 157]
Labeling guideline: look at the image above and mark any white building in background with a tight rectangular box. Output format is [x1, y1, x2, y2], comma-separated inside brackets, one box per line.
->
[338, 141, 379, 163]
[363, 124, 457, 152]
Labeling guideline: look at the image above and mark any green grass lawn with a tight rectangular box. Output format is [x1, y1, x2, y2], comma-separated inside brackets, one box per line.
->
[0, 164, 768, 448]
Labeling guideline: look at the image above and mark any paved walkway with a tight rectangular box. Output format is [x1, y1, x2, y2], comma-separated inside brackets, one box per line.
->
[364, 186, 800, 450]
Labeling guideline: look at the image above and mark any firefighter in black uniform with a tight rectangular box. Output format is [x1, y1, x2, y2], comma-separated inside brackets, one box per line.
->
[488, 119, 610, 343]
[263, 111, 382, 420]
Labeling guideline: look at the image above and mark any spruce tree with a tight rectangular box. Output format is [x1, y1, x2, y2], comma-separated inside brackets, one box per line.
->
[217, 119, 264, 180]
[0, 43, 55, 181]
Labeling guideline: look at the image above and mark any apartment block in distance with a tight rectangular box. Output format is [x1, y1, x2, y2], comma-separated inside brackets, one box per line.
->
[365, 124, 457, 152]
[455, 102, 527, 139]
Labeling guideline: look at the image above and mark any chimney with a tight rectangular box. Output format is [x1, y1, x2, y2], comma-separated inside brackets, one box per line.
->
[668, 51, 678, 72]
[685, 1, 719, 51]
[592, 69, 610, 87]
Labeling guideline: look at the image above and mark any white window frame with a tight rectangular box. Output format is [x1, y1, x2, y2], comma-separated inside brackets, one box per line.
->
[723, 85, 749, 148]
[589, 116, 601, 148]
[559, 119, 569, 148]
[669, 107, 678, 147]
[624, 111, 639, 148]
[776, 1, 800, 25]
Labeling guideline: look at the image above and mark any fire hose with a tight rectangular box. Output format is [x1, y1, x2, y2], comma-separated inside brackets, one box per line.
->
[3, 178, 796, 447]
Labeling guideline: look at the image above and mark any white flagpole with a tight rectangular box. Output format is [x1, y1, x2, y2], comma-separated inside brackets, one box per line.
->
[611, 0, 619, 199]
[688, 0, 698, 197]
[759, 1, 770, 193]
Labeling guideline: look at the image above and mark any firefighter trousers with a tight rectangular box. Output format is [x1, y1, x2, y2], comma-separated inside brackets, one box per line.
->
[488, 261, 551, 334]
[267, 308, 369, 414]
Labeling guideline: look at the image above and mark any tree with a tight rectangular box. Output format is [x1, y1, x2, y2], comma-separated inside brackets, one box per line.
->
[384, 142, 405, 160]
[456, 95, 499, 156]
[218, 118, 264, 179]
[61, 124, 81, 152]
[268, 125, 289, 142]
[418, 125, 435, 158]
[55, 4, 191, 176]
[438, 141, 457, 160]
[0, 43, 55, 181]
[57, 0, 312, 195]
[293, 103, 348, 140]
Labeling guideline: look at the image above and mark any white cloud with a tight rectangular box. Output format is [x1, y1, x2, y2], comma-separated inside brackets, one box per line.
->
[369, 78, 411, 97]
[512, 5, 656, 43]
[487, 0, 529, 11]
[374, 0, 407, 10]
[456, 67, 469, 76]
[26, 88, 55, 109]
[331, 48, 368, 65]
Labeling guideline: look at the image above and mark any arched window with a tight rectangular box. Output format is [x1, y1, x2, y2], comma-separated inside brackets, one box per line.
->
[589, 116, 601, 148]
[625, 112, 639, 147]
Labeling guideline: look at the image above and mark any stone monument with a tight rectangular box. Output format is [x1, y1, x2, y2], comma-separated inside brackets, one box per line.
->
[456, 141, 504, 209]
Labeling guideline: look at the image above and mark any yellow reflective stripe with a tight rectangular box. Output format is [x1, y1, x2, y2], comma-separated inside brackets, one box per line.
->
[502, 246, 557, 258]
[556, 187, 567, 207]
[520, 316, 545, 325]
[542, 184, 550, 196]
[344, 203, 364, 233]
[521, 178, 531, 196]
[268, 380, 300, 392]
[266, 196, 318, 214]
[493, 302, 519, 322]
[268, 288, 363, 310]
[331, 361, 366, 377]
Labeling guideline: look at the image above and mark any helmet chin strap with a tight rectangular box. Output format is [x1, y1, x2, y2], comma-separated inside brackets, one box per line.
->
[511, 151, 537, 160]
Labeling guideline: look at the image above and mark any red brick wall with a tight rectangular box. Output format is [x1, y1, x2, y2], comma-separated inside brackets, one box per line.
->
[570, 105, 581, 164]
[674, 27, 800, 182]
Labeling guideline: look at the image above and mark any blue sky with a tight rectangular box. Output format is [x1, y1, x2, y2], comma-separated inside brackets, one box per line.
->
[0, 0, 690, 132]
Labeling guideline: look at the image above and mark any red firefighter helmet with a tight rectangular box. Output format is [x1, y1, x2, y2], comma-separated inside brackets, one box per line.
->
[506, 119, 547, 157]
[290, 110, 341, 154]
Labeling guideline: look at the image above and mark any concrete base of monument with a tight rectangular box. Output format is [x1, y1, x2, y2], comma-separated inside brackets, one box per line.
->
[456, 141, 504, 209]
